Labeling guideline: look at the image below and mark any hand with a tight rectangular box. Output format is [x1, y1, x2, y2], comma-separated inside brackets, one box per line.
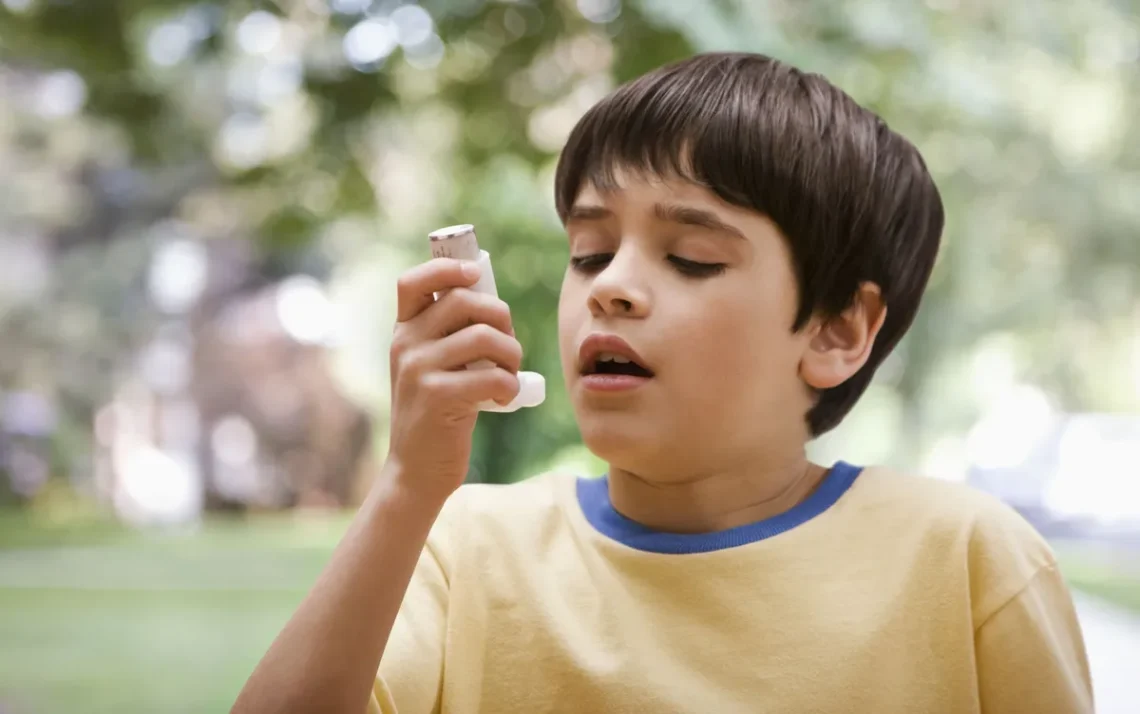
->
[383, 257, 522, 502]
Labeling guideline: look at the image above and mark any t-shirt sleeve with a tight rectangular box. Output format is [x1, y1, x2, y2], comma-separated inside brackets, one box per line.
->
[365, 495, 460, 714]
[974, 562, 1094, 714]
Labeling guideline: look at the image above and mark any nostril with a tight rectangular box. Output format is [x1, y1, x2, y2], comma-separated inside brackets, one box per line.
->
[612, 297, 633, 312]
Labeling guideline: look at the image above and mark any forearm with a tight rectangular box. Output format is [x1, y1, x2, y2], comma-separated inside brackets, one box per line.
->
[232, 467, 445, 714]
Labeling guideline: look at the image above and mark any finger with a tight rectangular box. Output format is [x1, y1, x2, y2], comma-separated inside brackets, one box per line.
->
[395, 258, 481, 323]
[420, 368, 520, 407]
[420, 323, 524, 374]
[422, 288, 513, 340]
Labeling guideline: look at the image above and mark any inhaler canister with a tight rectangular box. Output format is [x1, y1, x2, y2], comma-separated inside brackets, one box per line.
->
[428, 224, 545, 412]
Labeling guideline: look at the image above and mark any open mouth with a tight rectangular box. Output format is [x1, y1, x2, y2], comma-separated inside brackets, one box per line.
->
[583, 353, 654, 378]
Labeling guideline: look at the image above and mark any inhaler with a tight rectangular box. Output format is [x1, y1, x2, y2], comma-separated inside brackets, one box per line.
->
[428, 223, 545, 413]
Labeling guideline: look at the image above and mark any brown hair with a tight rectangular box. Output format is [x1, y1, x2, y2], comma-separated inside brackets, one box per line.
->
[554, 52, 944, 436]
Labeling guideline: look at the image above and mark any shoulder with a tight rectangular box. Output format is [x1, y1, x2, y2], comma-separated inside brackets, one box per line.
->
[846, 466, 1057, 621]
[850, 466, 1050, 543]
[453, 470, 578, 517]
[429, 471, 583, 556]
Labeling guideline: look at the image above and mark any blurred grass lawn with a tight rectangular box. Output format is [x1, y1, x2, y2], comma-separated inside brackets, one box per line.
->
[0, 509, 351, 714]
[1, 511, 1138, 714]
[1053, 539, 1140, 613]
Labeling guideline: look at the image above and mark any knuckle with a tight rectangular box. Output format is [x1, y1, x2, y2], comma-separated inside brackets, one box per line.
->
[495, 370, 521, 399]
[418, 371, 446, 398]
[391, 330, 424, 365]
[442, 291, 510, 331]
[465, 287, 496, 310]
[436, 287, 473, 317]
[395, 273, 415, 300]
[478, 292, 507, 313]
[469, 322, 499, 344]
[396, 344, 428, 376]
[446, 287, 476, 310]
[389, 332, 411, 360]
[459, 289, 500, 313]
[500, 368, 520, 389]
[500, 335, 522, 361]
[490, 298, 512, 324]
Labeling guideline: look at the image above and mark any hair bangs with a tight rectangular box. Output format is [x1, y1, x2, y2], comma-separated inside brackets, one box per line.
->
[554, 62, 764, 220]
[554, 57, 828, 249]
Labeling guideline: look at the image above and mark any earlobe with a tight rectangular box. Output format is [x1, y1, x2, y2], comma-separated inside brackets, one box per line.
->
[799, 283, 887, 390]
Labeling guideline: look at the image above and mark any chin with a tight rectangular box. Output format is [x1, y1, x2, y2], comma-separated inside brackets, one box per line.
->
[576, 411, 666, 471]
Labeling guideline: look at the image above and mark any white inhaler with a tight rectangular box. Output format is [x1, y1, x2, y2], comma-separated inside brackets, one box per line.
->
[428, 223, 545, 413]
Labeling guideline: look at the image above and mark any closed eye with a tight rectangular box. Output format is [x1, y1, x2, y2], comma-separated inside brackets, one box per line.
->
[569, 253, 726, 278]
[569, 253, 613, 273]
[668, 256, 727, 277]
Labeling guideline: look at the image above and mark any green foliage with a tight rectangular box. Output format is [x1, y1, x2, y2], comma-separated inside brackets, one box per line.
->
[0, 0, 1137, 491]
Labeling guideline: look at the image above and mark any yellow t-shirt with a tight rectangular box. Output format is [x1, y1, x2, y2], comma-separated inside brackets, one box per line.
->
[368, 462, 1093, 713]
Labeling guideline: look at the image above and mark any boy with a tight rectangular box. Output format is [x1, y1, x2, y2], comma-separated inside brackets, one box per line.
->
[233, 52, 1093, 713]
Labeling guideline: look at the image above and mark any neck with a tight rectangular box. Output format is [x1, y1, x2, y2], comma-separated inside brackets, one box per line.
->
[606, 453, 828, 534]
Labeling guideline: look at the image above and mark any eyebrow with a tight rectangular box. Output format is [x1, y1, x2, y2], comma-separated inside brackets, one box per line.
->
[653, 203, 746, 241]
[565, 205, 612, 222]
[565, 202, 746, 241]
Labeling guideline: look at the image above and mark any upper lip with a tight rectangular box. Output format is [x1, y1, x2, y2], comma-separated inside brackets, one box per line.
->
[577, 334, 653, 375]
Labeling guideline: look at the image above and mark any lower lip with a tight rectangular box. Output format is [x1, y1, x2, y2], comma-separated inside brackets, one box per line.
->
[580, 374, 652, 392]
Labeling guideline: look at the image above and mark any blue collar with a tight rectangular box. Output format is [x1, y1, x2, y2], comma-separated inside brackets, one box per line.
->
[576, 461, 863, 554]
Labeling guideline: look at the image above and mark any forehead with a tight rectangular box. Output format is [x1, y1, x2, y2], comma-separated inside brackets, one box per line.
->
[572, 167, 728, 211]
[566, 169, 793, 254]
[569, 168, 775, 240]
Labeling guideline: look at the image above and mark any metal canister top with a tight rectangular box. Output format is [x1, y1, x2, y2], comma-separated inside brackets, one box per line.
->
[428, 224, 480, 261]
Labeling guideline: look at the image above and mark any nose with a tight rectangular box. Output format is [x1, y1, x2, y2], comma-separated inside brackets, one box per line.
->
[587, 249, 650, 318]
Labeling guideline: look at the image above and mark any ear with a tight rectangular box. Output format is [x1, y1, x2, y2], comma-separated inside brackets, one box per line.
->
[799, 283, 887, 391]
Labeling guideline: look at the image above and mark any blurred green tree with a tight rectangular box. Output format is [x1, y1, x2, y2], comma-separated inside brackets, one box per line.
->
[0, 0, 1136, 499]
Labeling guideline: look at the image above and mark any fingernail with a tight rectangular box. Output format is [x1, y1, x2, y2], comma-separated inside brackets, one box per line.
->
[461, 262, 480, 280]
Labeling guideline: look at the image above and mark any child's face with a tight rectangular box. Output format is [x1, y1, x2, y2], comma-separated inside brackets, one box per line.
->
[558, 170, 818, 479]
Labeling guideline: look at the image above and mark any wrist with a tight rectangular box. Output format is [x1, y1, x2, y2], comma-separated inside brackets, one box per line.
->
[367, 459, 453, 521]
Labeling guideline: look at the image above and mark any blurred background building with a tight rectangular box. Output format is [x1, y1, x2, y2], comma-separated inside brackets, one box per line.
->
[0, 0, 1137, 711]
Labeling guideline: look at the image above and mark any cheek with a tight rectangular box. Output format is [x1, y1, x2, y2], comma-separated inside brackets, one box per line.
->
[557, 278, 584, 370]
[673, 289, 801, 400]
[681, 311, 759, 383]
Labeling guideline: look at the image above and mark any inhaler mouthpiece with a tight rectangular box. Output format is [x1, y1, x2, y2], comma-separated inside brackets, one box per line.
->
[429, 224, 545, 413]
[482, 371, 545, 413]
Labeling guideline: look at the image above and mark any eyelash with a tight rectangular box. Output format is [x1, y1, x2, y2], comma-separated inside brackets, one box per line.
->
[569, 254, 727, 278]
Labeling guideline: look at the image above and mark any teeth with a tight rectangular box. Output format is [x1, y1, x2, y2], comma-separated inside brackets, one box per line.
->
[597, 352, 632, 364]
